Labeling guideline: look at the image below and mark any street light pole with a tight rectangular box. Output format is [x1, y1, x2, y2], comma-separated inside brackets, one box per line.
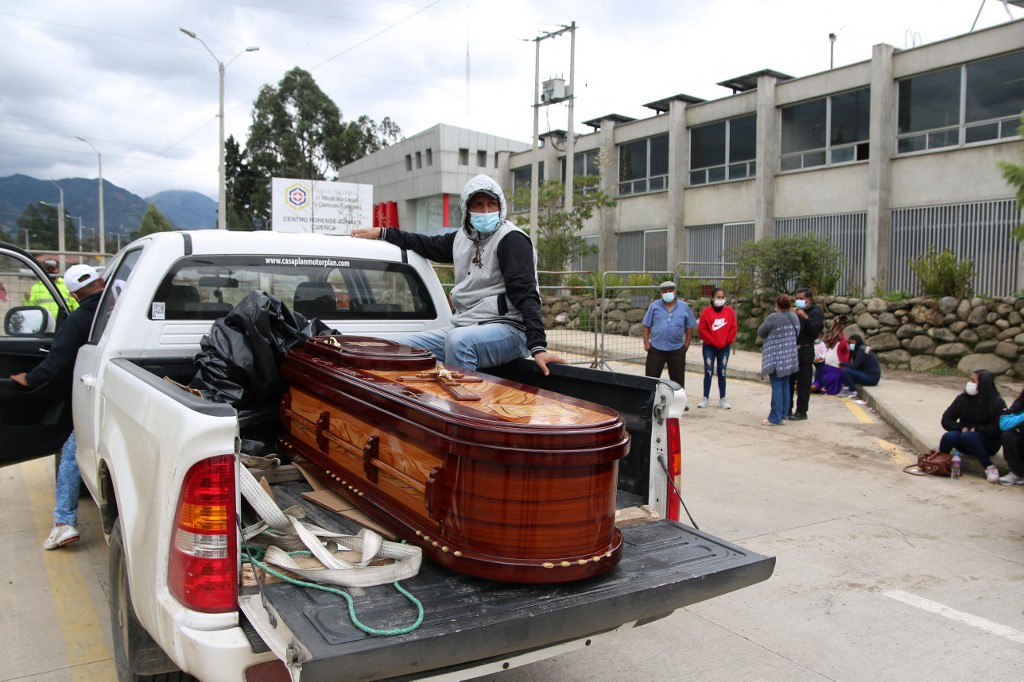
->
[46, 180, 66, 271]
[180, 28, 259, 231]
[75, 136, 104, 257]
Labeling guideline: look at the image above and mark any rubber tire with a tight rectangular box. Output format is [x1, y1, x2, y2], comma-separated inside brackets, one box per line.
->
[109, 519, 195, 682]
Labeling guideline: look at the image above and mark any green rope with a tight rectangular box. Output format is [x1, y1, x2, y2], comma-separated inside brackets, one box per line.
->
[243, 548, 424, 636]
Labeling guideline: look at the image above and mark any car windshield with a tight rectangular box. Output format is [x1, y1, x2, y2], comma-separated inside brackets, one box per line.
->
[149, 254, 437, 321]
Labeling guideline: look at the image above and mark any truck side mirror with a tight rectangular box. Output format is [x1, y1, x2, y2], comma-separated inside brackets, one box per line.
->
[4, 306, 51, 336]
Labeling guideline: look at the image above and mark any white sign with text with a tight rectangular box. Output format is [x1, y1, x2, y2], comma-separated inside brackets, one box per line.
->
[271, 178, 373, 235]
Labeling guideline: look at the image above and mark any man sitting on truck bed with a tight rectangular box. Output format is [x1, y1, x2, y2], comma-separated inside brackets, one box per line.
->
[352, 174, 567, 376]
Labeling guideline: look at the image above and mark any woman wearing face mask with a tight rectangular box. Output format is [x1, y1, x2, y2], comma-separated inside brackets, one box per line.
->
[757, 294, 800, 426]
[696, 287, 737, 409]
[939, 370, 1007, 483]
[642, 281, 697, 392]
[838, 333, 880, 398]
[996, 386, 1024, 485]
[351, 174, 566, 375]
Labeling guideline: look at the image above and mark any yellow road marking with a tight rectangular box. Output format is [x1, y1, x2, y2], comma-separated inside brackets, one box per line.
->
[840, 397, 917, 465]
[842, 397, 875, 424]
[23, 457, 114, 681]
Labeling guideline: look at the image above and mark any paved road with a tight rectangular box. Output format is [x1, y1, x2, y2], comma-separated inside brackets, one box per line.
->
[2, 369, 1022, 681]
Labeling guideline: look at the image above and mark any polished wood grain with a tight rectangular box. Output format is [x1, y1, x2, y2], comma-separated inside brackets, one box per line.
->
[278, 336, 629, 583]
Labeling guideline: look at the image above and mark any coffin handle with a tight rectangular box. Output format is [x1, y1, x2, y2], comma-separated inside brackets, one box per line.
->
[362, 435, 380, 483]
[316, 411, 330, 452]
[424, 466, 448, 521]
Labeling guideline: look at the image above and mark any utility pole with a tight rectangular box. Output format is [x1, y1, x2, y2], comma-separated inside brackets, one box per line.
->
[47, 180, 66, 271]
[565, 21, 576, 214]
[529, 23, 576, 234]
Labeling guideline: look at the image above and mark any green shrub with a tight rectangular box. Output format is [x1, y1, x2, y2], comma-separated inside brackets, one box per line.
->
[908, 247, 974, 298]
[731, 233, 844, 297]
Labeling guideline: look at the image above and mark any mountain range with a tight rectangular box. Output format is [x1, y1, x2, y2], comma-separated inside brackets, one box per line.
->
[0, 174, 217, 247]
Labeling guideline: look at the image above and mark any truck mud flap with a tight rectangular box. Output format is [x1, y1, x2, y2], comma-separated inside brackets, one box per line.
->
[240, 480, 775, 682]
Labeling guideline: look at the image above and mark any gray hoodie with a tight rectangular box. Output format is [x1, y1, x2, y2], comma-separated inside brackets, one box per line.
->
[380, 174, 547, 354]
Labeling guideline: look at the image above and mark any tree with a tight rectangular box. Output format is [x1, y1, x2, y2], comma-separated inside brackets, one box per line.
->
[998, 116, 1024, 242]
[133, 204, 175, 239]
[732, 233, 845, 297]
[16, 203, 79, 251]
[512, 175, 615, 280]
[234, 67, 403, 230]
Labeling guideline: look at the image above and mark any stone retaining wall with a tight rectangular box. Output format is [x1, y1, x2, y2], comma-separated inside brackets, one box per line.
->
[541, 292, 1024, 378]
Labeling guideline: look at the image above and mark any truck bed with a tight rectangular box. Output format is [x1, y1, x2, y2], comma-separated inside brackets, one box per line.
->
[245, 479, 774, 682]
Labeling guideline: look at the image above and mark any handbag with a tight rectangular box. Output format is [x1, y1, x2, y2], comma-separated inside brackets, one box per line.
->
[903, 450, 954, 477]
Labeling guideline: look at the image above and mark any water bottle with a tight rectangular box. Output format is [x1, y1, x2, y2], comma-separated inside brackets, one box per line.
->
[950, 451, 961, 481]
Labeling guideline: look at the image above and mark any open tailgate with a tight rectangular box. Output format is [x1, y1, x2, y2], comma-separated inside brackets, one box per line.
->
[240, 481, 774, 682]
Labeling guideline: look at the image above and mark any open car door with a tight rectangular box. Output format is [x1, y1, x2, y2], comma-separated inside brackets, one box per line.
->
[0, 243, 75, 466]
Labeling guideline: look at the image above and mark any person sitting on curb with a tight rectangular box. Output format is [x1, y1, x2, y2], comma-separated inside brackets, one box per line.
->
[997, 386, 1024, 486]
[838, 334, 880, 399]
[939, 369, 1006, 484]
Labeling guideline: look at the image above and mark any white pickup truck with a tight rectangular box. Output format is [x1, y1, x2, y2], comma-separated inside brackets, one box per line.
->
[0, 232, 773, 682]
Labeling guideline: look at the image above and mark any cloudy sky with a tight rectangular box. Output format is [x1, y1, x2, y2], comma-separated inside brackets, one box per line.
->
[1, 0, 1020, 200]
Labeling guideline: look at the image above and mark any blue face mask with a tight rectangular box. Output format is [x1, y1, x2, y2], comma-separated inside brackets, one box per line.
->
[795, 299, 807, 310]
[469, 211, 501, 235]
[661, 292, 676, 304]
[849, 344, 856, 351]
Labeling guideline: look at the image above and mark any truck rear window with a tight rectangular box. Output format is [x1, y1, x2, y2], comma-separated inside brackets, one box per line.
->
[150, 255, 437, 321]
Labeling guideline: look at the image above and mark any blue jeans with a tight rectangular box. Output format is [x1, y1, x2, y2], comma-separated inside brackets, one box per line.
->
[768, 372, 792, 425]
[400, 323, 528, 370]
[842, 368, 880, 391]
[54, 431, 81, 526]
[939, 430, 1001, 468]
[702, 345, 730, 399]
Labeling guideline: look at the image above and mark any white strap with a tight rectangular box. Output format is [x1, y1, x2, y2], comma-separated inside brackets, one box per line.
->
[239, 463, 421, 587]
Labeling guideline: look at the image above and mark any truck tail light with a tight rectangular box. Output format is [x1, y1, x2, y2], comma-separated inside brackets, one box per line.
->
[665, 418, 681, 522]
[168, 455, 237, 613]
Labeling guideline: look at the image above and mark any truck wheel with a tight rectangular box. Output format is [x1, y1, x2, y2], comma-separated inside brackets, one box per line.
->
[109, 519, 195, 682]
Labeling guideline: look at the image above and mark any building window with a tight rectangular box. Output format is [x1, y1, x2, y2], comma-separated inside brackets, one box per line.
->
[617, 229, 667, 270]
[477, 150, 487, 167]
[405, 154, 412, 172]
[459, 148, 469, 165]
[618, 134, 668, 196]
[415, 151, 422, 169]
[573, 149, 599, 177]
[780, 88, 869, 172]
[511, 163, 544, 212]
[425, 148, 433, 166]
[690, 114, 757, 185]
[897, 50, 1024, 154]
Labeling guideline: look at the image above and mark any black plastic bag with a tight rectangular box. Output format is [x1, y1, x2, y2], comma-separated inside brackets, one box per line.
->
[190, 290, 330, 427]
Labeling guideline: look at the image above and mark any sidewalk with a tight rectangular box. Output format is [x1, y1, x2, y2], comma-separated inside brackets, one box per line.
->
[546, 330, 1020, 473]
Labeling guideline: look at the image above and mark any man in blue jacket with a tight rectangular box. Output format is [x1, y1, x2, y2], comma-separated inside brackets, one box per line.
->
[10, 264, 105, 549]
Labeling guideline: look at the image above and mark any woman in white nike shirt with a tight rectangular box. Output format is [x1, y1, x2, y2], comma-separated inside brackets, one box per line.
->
[697, 287, 738, 409]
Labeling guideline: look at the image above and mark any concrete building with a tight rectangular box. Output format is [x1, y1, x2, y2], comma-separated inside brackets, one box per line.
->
[337, 123, 528, 234]
[339, 20, 1024, 296]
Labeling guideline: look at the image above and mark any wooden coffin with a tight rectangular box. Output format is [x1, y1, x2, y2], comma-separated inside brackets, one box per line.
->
[277, 335, 630, 583]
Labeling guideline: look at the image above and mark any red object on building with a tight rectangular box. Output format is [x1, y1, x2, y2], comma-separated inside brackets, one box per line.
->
[385, 201, 399, 229]
[442, 194, 450, 228]
[372, 203, 382, 227]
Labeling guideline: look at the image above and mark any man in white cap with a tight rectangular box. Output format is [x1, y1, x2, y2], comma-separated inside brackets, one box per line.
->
[10, 264, 105, 549]
[642, 280, 697, 395]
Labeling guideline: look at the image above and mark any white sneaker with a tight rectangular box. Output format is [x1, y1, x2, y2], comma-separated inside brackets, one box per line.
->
[697, 397, 710, 409]
[998, 471, 1024, 486]
[985, 465, 1000, 484]
[719, 398, 732, 410]
[43, 524, 80, 550]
